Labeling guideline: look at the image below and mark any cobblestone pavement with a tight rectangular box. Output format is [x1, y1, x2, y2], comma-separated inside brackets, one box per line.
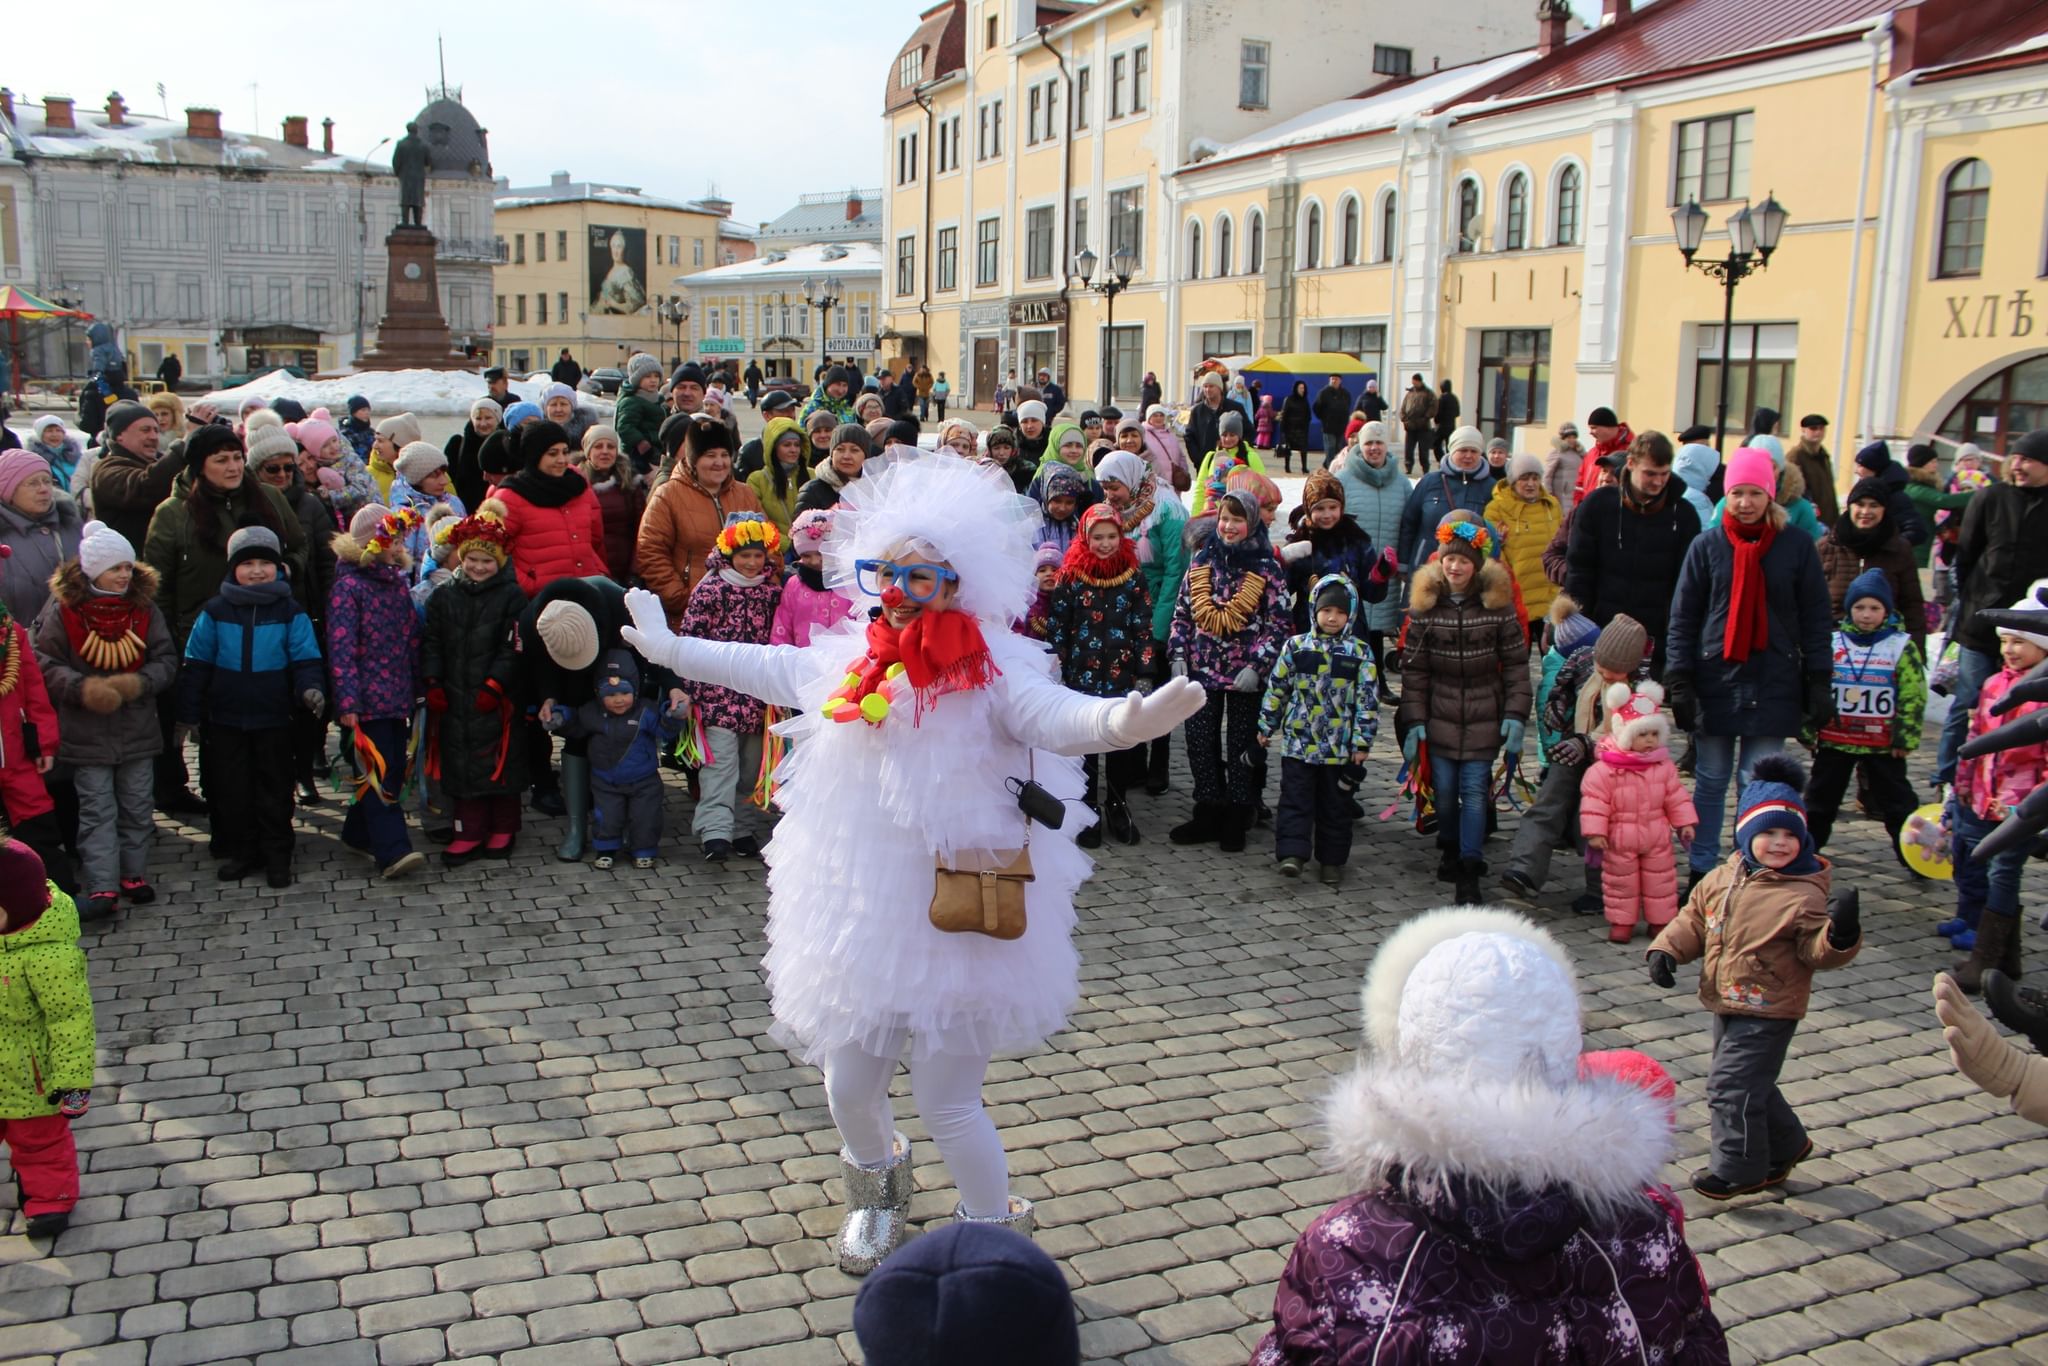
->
[3, 735, 2046, 1366]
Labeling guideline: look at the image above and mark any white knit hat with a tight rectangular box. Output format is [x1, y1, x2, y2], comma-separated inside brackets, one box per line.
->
[244, 423, 299, 467]
[394, 441, 448, 487]
[375, 412, 423, 448]
[1447, 425, 1486, 454]
[1996, 582, 2048, 652]
[77, 521, 136, 583]
[536, 601, 599, 671]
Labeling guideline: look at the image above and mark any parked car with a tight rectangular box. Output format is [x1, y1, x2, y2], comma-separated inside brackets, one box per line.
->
[762, 377, 813, 403]
[588, 367, 626, 396]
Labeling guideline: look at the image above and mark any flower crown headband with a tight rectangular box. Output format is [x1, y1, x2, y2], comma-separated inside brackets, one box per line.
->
[1435, 519, 1494, 556]
[716, 517, 783, 558]
[362, 507, 423, 560]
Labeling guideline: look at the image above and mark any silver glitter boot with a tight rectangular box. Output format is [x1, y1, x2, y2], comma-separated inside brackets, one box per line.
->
[834, 1132, 914, 1275]
[951, 1194, 1036, 1236]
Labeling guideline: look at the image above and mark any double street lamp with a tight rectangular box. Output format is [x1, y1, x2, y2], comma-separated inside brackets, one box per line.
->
[802, 274, 843, 378]
[1672, 191, 1789, 453]
[1074, 244, 1135, 407]
[658, 297, 690, 370]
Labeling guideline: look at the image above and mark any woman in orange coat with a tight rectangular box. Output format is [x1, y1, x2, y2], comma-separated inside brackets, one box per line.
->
[481, 421, 609, 596]
[634, 415, 766, 625]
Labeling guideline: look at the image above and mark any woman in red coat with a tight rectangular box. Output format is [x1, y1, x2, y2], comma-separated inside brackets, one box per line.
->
[481, 420, 610, 595]
[0, 595, 67, 889]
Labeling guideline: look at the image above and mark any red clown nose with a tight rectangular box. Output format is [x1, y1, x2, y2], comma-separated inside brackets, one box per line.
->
[880, 585, 906, 609]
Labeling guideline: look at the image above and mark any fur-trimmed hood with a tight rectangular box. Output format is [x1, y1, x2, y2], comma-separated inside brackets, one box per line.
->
[1407, 556, 1511, 613]
[1776, 456, 1808, 507]
[50, 558, 159, 610]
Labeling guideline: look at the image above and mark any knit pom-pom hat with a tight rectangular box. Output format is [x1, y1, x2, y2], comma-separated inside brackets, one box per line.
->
[1736, 754, 1817, 871]
[1604, 679, 1670, 750]
[1547, 593, 1601, 655]
[788, 509, 833, 555]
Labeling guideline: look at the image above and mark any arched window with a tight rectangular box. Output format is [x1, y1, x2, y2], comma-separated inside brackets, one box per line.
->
[1247, 209, 1265, 273]
[1377, 189, 1397, 262]
[1303, 202, 1323, 269]
[1502, 173, 1529, 251]
[1456, 178, 1480, 253]
[1216, 215, 1234, 276]
[1340, 195, 1361, 265]
[1939, 158, 1991, 278]
[1187, 219, 1203, 280]
[1554, 164, 1581, 246]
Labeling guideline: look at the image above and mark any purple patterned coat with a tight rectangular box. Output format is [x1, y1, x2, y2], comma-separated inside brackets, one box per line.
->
[327, 559, 421, 721]
[676, 560, 781, 733]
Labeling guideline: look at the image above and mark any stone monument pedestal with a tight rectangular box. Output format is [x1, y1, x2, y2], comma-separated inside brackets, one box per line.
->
[354, 225, 468, 371]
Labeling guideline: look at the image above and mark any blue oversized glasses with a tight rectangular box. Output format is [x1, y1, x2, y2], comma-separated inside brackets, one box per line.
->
[854, 559, 959, 602]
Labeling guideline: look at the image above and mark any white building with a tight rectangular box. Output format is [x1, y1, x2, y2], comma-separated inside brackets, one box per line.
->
[0, 86, 496, 382]
[676, 242, 885, 381]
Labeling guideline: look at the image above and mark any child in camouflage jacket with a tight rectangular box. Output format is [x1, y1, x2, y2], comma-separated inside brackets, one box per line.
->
[1257, 574, 1378, 883]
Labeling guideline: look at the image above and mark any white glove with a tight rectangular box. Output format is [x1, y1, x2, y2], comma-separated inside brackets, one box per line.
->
[621, 588, 679, 672]
[1278, 540, 1313, 564]
[1105, 677, 1206, 748]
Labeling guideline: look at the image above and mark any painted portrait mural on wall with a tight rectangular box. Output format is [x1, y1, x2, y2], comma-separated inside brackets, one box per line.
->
[590, 226, 648, 315]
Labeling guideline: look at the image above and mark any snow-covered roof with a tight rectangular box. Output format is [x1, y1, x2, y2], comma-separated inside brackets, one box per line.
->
[1181, 51, 1540, 171]
[496, 178, 726, 215]
[198, 368, 604, 419]
[675, 241, 882, 287]
[757, 190, 884, 245]
[0, 105, 387, 174]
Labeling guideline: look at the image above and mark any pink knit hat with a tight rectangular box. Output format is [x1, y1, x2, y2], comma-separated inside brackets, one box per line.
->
[1724, 446, 1776, 496]
[289, 419, 340, 458]
[788, 508, 833, 553]
[0, 449, 50, 503]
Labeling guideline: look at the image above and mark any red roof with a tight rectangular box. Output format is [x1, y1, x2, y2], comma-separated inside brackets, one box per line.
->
[1484, 0, 1894, 102]
[884, 1, 966, 114]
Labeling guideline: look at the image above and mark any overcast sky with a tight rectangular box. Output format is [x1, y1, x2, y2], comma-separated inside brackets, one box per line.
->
[14, 0, 1605, 227]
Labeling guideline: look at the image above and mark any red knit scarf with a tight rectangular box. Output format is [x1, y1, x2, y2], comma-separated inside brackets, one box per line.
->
[848, 609, 999, 719]
[1721, 511, 1777, 664]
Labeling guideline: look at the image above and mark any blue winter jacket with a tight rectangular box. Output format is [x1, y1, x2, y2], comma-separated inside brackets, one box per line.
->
[560, 700, 683, 788]
[177, 579, 325, 728]
[1666, 509, 1834, 738]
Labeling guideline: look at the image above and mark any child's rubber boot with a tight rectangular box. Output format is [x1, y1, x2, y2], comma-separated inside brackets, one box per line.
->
[1954, 910, 2016, 995]
[556, 754, 590, 863]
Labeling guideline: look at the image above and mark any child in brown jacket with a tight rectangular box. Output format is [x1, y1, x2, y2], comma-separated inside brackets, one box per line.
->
[1647, 755, 1862, 1199]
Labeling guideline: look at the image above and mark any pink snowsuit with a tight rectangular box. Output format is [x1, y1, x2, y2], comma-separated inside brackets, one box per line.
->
[1579, 739, 1699, 930]
[769, 576, 854, 649]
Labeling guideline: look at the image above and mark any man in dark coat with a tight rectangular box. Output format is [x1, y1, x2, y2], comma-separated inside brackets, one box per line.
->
[1934, 428, 2048, 786]
[1039, 369, 1067, 419]
[1790, 414, 1837, 525]
[550, 349, 583, 387]
[156, 353, 182, 389]
[1312, 375, 1353, 468]
[88, 402, 178, 551]
[1185, 377, 1227, 466]
[1566, 436, 1702, 676]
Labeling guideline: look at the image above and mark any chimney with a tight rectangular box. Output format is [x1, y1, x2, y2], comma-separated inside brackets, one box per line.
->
[43, 96, 74, 131]
[551, 171, 570, 187]
[105, 91, 126, 126]
[1602, 0, 1632, 26]
[282, 115, 308, 148]
[184, 107, 222, 140]
[845, 191, 863, 222]
[1537, 0, 1570, 55]
[0, 89, 12, 123]
[321, 117, 334, 154]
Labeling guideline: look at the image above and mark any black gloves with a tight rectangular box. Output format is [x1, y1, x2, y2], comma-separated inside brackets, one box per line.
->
[1647, 952, 1677, 989]
[1664, 672, 1697, 733]
[1828, 886, 1861, 950]
[1548, 735, 1589, 770]
[1803, 672, 1837, 733]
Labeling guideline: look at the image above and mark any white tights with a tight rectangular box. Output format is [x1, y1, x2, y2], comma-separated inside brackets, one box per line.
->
[822, 1035, 1009, 1218]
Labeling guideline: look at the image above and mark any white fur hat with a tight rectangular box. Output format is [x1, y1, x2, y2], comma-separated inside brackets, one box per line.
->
[1605, 679, 1671, 749]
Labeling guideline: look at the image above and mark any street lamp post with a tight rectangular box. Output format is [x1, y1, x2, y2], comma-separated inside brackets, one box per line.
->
[1673, 191, 1788, 454]
[802, 275, 843, 379]
[658, 297, 691, 369]
[1073, 245, 1135, 407]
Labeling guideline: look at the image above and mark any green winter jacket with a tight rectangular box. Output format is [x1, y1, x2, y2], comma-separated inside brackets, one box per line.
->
[1808, 617, 1927, 756]
[0, 888, 94, 1118]
[614, 389, 667, 470]
[1258, 616, 1380, 765]
[1903, 465, 1973, 569]
[1140, 497, 1189, 643]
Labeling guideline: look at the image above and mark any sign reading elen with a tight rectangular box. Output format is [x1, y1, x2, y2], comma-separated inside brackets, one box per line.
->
[700, 338, 746, 353]
[1009, 297, 1067, 326]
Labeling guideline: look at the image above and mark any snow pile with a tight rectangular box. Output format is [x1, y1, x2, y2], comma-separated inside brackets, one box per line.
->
[201, 369, 604, 418]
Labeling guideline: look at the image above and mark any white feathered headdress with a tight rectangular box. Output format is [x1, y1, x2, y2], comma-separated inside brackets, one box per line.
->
[825, 451, 1041, 626]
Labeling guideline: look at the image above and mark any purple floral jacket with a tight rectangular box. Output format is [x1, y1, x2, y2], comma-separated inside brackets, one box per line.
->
[327, 559, 421, 721]
[1254, 1179, 1728, 1366]
[1166, 549, 1289, 690]
[676, 560, 781, 733]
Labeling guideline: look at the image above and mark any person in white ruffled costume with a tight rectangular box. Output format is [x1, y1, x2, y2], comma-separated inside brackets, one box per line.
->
[622, 452, 1204, 1273]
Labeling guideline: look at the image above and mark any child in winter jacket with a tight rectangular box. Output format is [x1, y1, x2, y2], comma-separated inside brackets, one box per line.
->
[550, 649, 684, 869]
[1648, 756, 1861, 1198]
[33, 523, 177, 922]
[1168, 488, 1290, 853]
[1257, 574, 1378, 883]
[1803, 567, 1925, 857]
[290, 415, 377, 527]
[422, 514, 528, 864]
[178, 527, 325, 887]
[1945, 599, 2048, 992]
[1047, 504, 1156, 847]
[1580, 682, 1699, 943]
[771, 510, 854, 648]
[1253, 393, 1276, 454]
[389, 442, 467, 584]
[676, 513, 783, 861]
[1033, 462, 1086, 559]
[1277, 471, 1396, 635]
[0, 591, 67, 894]
[327, 506, 425, 880]
[1022, 544, 1060, 642]
[27, 416, 82, 496]
[340, 395, 377, 460]
[0, 841, 95, 1239]
[1485, 452, 1565, 622]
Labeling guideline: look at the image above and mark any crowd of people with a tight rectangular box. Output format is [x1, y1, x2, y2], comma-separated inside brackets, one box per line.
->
[0, 347, 2044, 1364]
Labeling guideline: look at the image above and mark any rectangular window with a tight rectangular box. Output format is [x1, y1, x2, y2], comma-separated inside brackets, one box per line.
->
[1240, 40, 1270, 110]
[227, 277, 253, 320]
[1045, 80, 1059, 139]
[1110, 54, 1127, 118]
[1075, 68, 1091, 130]
[514, 235, 526, 265]
[938, 114, 961, 172]
[896, 235, 916, 296]
[497, 295, 508, 327]
[558, 231, 568, 260]
[730, 305, 741, 338]
[976, 217, 1001, 287]
[1025, 206, 1054, 280]
[224, 196, 250, 247]
[856, 303, 871, 337]
[1022, 329, 1058, 382]
[936, 226, 958, 291]
[1476, 328, 1553, 435]
[184, 343, 207, 376]
[1132, 46, 1149, 112]
[1028, 85, 1042, 145]
[834, 305, 848, 336]
[307, 279, 330, 324]
[1673, 112, 1753, 204]
[1104, 324, 1143, 401]
[897, 130, 920, 185]
[307, 207, 331, 249]
[559, 291, 569, 322]
[1693, 323, 1796, 431]
[1317, 324, 1387, 382]
[978, 104, 991, 159]
[1108, 187, 1144, 268]
[495, 236, 507, 262]
[1072, 195, 1089, 256]
[125, 198, 151, 241]
[900, 48, 924, 88]
[267, 278, 291, 321]
[693, 239, 705, 267]
[128, 275, 156, 318]
[986, 11, 997, 49]
[708, 307, 721, 338]
[176, 200, 200, 243]
[176, 277, 202, 319]
[516, 295, 527, 325]
[1372, 45, 1412, 77]
[535, 231, 545, 263]
[993, 99, 1003, 156]
[537, 294, 548, 325]
[266, 200, 288, 247]
[1192, 327, 1253, 360]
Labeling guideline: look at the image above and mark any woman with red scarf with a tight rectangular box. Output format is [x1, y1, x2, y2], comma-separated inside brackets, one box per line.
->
[1666, 446, 1833, 884]
[620, 453, 1204, 1277]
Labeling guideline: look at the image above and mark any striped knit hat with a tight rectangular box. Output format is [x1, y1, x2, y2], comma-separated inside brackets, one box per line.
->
[1736, 754, 1817, 872]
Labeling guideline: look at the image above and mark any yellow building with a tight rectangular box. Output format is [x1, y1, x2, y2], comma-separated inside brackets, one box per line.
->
[881, 0, 1536, 408]
[490, 173, 750, 377]
[1164, 0, 2048, 468]
[676, 242, 884, 382]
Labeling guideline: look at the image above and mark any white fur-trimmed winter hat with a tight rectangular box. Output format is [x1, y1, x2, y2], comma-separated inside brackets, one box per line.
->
[1605, 680, 1671, 749]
